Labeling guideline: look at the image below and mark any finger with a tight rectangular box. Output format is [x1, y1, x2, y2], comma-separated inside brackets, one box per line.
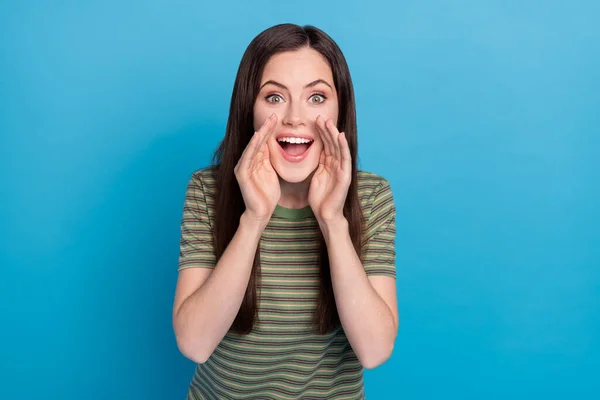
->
[325, 119, 341, 162]
[253, 142, 265, 170]
[316, 115, 332, 156]
[239, 117, 270, 170]
[313, 159, 325, 179]
[254, 115, 277, 167]
[240, 114, 276, 171]
[263, 139, 270, 160]
[257, 113, 277, 148]
[339, 132, 352, 172]
[253, 114, 277, 164]
[262, 144, 275, 172]
[237, 131, 261, 172]
[319, 147, 326, 166]
[255, 140, 271, 167]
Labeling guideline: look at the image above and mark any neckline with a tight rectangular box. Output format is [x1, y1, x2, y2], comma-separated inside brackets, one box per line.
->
[273, 204, 314, 220]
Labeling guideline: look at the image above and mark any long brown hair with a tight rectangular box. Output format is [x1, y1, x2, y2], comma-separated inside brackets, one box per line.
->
[211, 24, 363, 334]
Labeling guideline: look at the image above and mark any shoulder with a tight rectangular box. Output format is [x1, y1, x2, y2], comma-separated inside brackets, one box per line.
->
[357, 170, 391, 189]
[190, 166, 217, 186]
[183, 167, 218, 213]
[357, 170, 396, 243]
[187, 166, 217, 196]
[357, 170, 394, 208]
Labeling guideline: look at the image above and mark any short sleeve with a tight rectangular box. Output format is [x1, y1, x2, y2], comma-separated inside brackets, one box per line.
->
[362, 179, 396, 278]
[178, 173, 217, 271]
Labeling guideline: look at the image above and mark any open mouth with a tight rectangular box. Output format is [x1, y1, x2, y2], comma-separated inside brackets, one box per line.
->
[276, 137, 315, 161]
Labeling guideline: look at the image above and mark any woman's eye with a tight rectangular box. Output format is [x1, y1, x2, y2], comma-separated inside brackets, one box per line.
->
[309, 94, 326, 104]
[266, 94, 283, 104]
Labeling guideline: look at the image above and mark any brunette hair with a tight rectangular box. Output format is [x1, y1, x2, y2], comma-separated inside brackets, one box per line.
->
[211, 23, 363, 334]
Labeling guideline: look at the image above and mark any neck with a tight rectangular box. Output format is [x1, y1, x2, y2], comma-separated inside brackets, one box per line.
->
[278, 174, 312, 209]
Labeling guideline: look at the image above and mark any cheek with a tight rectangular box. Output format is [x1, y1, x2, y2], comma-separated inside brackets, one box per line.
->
[326, 103, 340, 125]
[253, 103, 272, 131]
[308, 104, 339, 125]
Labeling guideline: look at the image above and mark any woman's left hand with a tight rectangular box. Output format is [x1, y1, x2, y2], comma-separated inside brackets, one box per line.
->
[308, 115, 352, 225]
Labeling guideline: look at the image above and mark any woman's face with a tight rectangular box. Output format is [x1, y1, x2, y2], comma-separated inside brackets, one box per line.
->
[253, 47, 339, 184]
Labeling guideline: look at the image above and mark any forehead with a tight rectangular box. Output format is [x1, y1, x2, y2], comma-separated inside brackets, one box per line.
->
[261, 47, 334, 85]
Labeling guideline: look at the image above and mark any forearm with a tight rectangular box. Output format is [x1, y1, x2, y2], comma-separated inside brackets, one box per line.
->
[174, 213, 265, 363]
[321, 218, 397, 369]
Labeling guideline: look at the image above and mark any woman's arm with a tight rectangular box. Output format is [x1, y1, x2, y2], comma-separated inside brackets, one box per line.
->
[173, 213, 265, 364]
[322, 217, 398, 369]
[307, 116, 398, 369]
[173, 114, 280, 364]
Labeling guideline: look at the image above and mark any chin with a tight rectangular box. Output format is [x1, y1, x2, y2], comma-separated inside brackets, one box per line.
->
[274, 164, 318, 183]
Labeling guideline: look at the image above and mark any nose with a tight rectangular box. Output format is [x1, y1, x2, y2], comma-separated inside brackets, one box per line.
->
[281, 101, 305, 127]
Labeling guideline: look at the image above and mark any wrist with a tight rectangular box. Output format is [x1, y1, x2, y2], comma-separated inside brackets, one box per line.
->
[318, 216, 349, 242]
[240, 211, 269, 237]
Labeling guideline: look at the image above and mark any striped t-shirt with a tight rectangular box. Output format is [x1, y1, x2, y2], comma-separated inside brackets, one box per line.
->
[178, 167, 396, 400]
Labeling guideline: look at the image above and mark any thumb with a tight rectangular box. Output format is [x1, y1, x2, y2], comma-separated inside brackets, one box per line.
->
[263, 157, 275, 172]
[262, 144, 275, 172]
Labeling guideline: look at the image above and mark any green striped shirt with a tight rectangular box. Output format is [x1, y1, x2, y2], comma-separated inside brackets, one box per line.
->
[178, 167, 396, 399]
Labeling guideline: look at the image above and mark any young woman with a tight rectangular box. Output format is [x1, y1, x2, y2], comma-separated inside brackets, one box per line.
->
[173, 23, 398, 399]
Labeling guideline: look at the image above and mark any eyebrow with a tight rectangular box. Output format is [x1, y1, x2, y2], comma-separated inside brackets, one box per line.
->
[260, 79, 333, 91]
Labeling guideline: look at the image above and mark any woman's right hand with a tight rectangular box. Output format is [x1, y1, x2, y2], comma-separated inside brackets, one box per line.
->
[234, 113, 281, 226]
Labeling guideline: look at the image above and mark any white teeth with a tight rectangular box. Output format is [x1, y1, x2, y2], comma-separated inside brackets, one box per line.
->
[277, 137, 313, 144]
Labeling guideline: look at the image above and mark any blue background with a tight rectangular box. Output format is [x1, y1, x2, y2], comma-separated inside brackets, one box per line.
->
[1, 1, 599, 399]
